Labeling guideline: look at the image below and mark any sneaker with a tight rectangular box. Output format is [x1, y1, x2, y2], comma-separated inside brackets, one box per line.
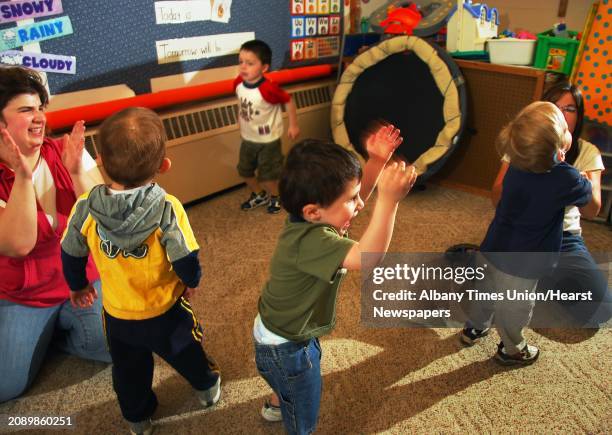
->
[128, 419, 153, 435]
[241, 191, 269, 211]
[460, 327, 490, 346]
[495, 342, 540, 366]
[261, 400, 283, 422]
[196, 376, 221, 408]
[267, 196, 281, 214]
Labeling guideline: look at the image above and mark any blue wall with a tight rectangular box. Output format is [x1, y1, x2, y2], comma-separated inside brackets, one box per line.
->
[0, 0, 340, 95]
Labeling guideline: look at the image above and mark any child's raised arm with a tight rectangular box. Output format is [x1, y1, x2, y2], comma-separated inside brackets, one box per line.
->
[360, 123, 403, 201]
[343, 161, 416, 270]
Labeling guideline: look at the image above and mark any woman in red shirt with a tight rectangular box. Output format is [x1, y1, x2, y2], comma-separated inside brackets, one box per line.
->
[0, 66, 110, 402]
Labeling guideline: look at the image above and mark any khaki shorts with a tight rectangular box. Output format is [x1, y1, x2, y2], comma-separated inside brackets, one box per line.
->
[236, 139, 283, 181]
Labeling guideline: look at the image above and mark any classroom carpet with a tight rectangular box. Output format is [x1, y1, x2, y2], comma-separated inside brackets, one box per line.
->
[1, 184, 610, 434]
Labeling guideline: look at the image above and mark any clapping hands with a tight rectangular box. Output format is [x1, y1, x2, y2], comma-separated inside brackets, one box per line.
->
[377, 160, 417, 204]
[364, 122, 403, 162]
[0, 128, 31, 179]
[61, 120, 86, 175]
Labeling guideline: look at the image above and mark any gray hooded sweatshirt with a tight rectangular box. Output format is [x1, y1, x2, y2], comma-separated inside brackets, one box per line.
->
[61, 183, 201, 291]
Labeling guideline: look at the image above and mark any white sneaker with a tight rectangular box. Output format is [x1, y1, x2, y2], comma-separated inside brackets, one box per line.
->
[261, 400, 282, 422]
[197, 376, 221, 407]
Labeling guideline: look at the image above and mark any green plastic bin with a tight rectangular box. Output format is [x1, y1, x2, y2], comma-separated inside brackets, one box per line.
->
[533, 29, 580, 76]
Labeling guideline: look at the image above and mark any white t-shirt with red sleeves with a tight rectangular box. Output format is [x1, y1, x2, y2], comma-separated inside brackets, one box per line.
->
[234, 76, 291, 143]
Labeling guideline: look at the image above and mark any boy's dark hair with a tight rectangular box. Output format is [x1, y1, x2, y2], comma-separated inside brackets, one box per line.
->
[0, 66, 49, 118]
[280, 140, 363, 217]
[542, 79, 584, 166]
[240, 39, 272, 66]
[99, 107, 166, 188]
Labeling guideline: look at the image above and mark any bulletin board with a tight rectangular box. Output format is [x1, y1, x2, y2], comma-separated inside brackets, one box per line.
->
[0, 0, 342, 95]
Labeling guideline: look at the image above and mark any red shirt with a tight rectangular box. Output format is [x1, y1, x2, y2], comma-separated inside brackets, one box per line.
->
[0, 137, 98, 307]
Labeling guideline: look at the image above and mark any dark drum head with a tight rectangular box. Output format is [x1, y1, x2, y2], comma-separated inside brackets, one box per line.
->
[345, 51, 445, 165]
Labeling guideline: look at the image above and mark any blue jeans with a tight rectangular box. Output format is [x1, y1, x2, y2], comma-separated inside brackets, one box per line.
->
[538, 232, 612, 326]
[255, 338, 322, 435]
[0, 280, 111, 403]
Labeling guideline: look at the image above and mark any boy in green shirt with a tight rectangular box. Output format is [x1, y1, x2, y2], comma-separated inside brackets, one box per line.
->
[254, 125, 417, 434]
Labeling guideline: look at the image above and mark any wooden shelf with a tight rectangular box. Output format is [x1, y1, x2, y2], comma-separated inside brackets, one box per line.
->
[433, 60, 546, 191]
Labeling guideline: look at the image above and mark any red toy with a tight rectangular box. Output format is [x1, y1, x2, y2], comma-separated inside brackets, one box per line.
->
[379, 3, 422, 35]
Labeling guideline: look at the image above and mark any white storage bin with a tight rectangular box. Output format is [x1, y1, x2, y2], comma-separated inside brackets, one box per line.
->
[487, 38, 537, 66]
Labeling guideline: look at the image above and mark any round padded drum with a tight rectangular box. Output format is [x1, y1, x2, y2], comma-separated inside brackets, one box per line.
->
[332, 35, 466, 181]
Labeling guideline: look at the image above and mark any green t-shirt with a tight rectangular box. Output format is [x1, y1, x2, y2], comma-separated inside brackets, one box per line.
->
[258, 219, 356, 341]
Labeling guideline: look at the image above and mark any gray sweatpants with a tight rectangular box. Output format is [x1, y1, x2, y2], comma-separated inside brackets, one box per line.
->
[466, 255, 537, 354]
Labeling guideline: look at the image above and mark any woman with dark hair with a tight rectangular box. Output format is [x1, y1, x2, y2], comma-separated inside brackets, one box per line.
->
[491, 80, 610, 326]
[0, 66, 110, 403]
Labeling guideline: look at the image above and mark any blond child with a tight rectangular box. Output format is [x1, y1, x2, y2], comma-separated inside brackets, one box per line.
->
[461, 102, 592, 365]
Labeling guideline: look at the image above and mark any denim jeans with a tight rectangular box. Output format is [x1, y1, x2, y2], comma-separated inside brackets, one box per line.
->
[255, 338, 322, 435]
[538, 232, 611, 326]
[0, 280, 110, 403]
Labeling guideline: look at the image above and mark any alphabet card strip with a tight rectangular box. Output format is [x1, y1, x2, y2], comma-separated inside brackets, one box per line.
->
[0, 16, 73, 50]
[289, 1, 341, 62]
[291, 39, 304, 61]
[305, 0, 317, 14]
[0, 0, 63, 24]
[291, 17, 304, 37]
[291, 0, 305, 15]
[0, 50, 76, 74]
[317, 36, 339, 57]
[330, 0, 340, 13]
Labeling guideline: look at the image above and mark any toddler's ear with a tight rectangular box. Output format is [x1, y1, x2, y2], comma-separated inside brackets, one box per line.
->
[302, 203, 321, 222]
[159, 157, 172, 173]
[553, 149, 565, 164]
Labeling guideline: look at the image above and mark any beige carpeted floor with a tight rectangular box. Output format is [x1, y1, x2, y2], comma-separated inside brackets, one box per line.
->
[1, 184, 610, 434]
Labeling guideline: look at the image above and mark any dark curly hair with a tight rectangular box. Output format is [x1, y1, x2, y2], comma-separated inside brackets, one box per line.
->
[0, 66, 49, 119]
[280, 140, 362, 217]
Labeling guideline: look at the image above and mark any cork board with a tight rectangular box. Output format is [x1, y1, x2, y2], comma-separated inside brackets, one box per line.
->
[433, 60, 545, 192]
